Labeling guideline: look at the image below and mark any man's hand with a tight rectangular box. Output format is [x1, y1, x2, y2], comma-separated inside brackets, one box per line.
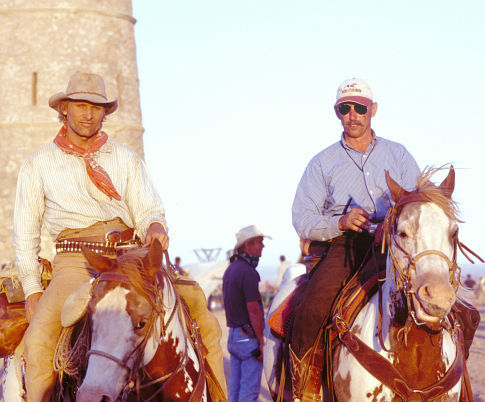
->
[338, 208, 371, 232]
[25, 292, 42, 323]
[143, 222, 169, 250]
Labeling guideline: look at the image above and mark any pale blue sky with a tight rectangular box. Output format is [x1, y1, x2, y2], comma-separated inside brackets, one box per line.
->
[132, 1, 484, 270]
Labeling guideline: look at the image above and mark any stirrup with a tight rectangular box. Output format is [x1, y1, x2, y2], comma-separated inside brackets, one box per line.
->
[289, 345, 323, 401]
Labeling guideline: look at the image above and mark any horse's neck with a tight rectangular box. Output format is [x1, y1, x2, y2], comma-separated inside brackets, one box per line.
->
[144, 279, 200, 380]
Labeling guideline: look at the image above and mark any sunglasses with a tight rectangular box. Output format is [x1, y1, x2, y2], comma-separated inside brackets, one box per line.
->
[337, 103, 368, 115]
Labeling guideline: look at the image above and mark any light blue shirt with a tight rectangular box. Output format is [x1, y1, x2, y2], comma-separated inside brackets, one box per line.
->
[292, 133, 420, 241]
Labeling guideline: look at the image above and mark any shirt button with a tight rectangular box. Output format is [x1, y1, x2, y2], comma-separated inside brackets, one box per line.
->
[370, 190, 373, 195]
[366, 171, 370, 176]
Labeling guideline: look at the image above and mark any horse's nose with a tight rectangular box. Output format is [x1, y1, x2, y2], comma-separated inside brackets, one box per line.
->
[77, 386, 116, 402]
[417, 281, 456, 317]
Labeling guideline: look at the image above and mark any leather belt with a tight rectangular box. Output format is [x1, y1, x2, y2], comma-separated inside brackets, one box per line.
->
[56, 228, 140, 254]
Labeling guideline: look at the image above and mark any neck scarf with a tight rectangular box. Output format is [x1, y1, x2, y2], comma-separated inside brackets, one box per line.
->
[53, 126, 122, 200]
[231, 252, 260, 268]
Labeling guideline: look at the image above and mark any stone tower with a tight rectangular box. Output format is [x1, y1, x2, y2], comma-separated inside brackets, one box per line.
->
[0, 1, 144, 264]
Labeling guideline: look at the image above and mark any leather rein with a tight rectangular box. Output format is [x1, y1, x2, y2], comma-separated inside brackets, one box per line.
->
[335, 195, 481, 400]
[86, 252, 206, 402]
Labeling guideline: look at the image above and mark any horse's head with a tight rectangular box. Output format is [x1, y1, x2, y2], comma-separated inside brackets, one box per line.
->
[77, 240, 164, 402]
[384, 166, 459, 327]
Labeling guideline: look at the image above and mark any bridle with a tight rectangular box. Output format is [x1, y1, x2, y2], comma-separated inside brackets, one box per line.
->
[85, 256, 205, 402]
[382, 193, 482, 329]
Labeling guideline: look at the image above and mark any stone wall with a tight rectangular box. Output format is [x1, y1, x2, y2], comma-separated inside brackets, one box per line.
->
[0, 1, 144, 265]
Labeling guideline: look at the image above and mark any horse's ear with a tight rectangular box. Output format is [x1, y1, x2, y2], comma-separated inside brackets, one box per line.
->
[385, 170, 410, 202]
[142, 239, 163, 277]
[439, 165, 455, 198]
[81, 245, 116, 273]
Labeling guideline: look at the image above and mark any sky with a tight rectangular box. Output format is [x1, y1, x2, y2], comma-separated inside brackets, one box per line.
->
[131, 1, 485, 274]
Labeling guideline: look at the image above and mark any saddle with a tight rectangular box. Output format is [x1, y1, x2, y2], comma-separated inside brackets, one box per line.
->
[0, 257, 52, 357]
[0, 293, 28, 358]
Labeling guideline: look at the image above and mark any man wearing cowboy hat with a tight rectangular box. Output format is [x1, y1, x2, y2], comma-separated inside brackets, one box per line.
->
[222, 225, 271, 402]
[13, 72, 227, 401]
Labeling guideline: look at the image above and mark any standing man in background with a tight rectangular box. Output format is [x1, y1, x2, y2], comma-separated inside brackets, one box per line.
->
[275, 254, 291, 290]
[223, 225, 271, 402]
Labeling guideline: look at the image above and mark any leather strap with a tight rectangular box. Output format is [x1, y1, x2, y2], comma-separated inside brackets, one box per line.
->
[339, 327, 464, 400]
[59, 228, 136, 243]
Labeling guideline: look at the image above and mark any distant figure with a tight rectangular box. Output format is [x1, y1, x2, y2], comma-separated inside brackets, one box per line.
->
[223, 225, 271, 402]
[174, 256, 188, 276]
[275, 255, 291, 290]
[464, 274, 476, 289]
[477, 277, 485, 305]
[261, 280, 276, 308]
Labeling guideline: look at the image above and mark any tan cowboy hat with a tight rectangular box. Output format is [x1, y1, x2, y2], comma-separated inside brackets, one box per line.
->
[49, 72, 118, 115]
[234, 225, 272, 250]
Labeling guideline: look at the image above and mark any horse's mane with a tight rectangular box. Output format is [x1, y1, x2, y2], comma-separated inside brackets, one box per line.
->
[412, 166, 461, 222]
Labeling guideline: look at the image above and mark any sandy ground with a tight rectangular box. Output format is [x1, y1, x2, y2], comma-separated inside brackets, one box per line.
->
[214, 304, 485, 402]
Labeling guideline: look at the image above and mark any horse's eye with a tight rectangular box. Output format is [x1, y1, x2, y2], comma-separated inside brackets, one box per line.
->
[399, 232, 408, 239]
[135, 321, 146, 330]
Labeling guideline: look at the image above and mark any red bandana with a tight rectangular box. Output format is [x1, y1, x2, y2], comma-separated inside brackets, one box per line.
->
[53, 126, 122, 201]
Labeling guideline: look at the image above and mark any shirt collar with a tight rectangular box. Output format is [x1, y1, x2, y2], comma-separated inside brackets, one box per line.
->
[340, 129, 377, 152]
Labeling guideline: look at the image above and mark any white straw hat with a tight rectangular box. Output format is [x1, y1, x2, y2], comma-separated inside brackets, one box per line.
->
[234, 225, 272, 250]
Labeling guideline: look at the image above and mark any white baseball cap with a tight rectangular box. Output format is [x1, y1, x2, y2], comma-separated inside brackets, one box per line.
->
[234, 225, 272, 250]
[335, 78, 373, 107]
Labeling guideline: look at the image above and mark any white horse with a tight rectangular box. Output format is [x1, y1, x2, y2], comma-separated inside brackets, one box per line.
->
[265, 166, 478, 401]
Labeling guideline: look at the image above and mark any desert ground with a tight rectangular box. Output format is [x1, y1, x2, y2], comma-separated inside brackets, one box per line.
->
[214, 304, 485, 401]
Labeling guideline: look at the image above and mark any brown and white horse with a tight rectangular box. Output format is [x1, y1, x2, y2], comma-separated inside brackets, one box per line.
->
[1, 240, 207, 401]
[75, 240, 207, 401]
[265, 166, 478, 401]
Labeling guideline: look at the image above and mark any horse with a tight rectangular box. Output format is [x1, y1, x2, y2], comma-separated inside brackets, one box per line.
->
[2, 239, 208, 401]
[264, 166, 480, 401]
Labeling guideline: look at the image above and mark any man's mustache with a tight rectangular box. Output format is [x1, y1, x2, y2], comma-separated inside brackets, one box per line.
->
[346, 121, 363, 126]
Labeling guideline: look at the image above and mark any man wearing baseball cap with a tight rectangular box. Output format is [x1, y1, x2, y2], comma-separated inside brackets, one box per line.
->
[222, 225, 271, 401]
[289, 78, 420, 400]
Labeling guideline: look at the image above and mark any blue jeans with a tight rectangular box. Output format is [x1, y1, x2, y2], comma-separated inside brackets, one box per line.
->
[227, 327, 262, 402]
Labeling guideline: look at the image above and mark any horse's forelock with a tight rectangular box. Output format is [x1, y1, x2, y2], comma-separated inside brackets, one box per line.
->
[413, 166, 461, 222]
[116, 249, 157, 304]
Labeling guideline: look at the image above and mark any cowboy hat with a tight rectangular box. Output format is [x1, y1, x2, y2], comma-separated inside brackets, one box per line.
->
[49, 72, 118, 115]
[234, 225, 272, 250]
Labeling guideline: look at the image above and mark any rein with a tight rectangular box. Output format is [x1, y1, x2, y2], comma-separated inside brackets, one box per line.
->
[86, 251, 206, 402]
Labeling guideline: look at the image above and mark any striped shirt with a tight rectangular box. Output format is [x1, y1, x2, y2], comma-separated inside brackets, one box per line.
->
[13, 138, 167, 297]
[292, 133, 420, 241]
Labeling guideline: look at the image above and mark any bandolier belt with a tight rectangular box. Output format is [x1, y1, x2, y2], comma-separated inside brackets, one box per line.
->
[55, 228, 140, 255]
